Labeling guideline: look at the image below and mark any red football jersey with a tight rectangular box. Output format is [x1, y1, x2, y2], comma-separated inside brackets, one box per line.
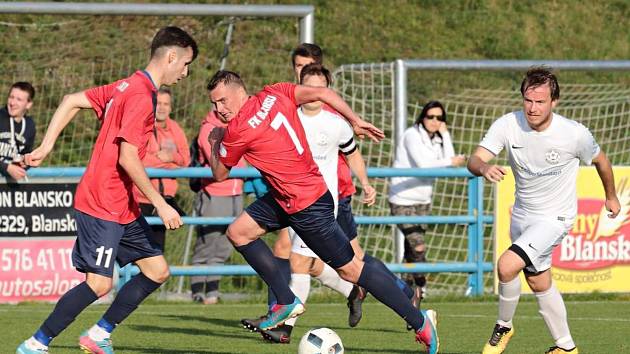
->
[337, 153, 356, 198]
[75, 71, 157, 223]
[219, 82, 327, 213]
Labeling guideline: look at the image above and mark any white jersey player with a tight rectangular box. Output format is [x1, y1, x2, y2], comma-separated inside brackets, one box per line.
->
[289, 105, 356, 256]
[468, 67, 620, 354]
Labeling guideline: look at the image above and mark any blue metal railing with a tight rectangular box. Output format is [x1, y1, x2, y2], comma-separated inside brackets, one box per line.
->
[27, 166, 493, 295]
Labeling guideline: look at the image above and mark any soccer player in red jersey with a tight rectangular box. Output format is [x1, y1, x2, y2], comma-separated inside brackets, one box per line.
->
[207, 70, 438, 353]
[17, 27, 197, 354]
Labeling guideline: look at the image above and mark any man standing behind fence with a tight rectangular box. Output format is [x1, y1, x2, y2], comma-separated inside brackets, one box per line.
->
[0, 82, 36, 181]
[135, 87, 190, 251]
[18, 26, 197, 354]
[190, 109, 245, 305]
[468, 66, 620, 354]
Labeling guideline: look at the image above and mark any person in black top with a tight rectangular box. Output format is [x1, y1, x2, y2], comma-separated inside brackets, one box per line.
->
[0, 81, 36, 180]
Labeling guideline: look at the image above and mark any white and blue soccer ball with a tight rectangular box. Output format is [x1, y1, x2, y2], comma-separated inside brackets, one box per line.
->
[297, 327, 344, 354]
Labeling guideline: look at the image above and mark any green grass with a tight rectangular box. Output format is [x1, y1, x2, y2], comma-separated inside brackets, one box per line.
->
[2, 298, 629, 353]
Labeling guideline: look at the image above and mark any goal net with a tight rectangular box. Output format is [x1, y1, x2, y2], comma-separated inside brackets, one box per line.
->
[334, 64, 630, 295]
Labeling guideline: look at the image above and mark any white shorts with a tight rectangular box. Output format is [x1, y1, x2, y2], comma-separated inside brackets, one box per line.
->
[510, 211, 574, 273]
[289, 227, 319, 258]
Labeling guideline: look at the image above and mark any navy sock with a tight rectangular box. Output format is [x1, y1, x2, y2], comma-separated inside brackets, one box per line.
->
[102, 273, 161, 329]
[235, 239, 295, 305]
[267, 256, 290, 308]
[357, 260, 424, 331]
[364, 254, 414, 299]
[39, 282, 98, 342]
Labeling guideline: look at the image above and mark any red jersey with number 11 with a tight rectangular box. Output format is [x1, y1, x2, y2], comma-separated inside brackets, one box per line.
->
[219, 83, 327, 213]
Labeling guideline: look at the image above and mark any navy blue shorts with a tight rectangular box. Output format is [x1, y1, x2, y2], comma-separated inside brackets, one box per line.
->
[72, 209, 163, 277]
[337, 196, 358, 241]
[245, 191, 355, 268]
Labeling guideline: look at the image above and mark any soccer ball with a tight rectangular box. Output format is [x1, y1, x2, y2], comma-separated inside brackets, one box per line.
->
[297, 327, 344, 354]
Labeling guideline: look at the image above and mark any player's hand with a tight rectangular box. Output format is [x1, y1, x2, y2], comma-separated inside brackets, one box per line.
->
[361, 183, 377, 206]
[352, 119, 385, 143]
[156, 150, 174, 163]
[605, 196, 621, 218]
[25, 145, 51, 167]
[156, 202, 183, 230]
[451, 154, 466, 167]
[6, 163, 27, 180]
[480, 164, 507, 183]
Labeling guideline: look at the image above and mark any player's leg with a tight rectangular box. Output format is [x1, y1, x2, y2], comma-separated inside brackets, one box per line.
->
[291, 192, 438, 353]
[526, 270, 576, 353]
[482, 211, 532, 354]
[17, 211, 124, 353]
[268, 227, 292, 308]
[229, 194, 302, 330]
[523, 218, 576, 353]
[80, 216, 166, 353]
[481, 248, 524, 354]
[261, 251, 312, 343]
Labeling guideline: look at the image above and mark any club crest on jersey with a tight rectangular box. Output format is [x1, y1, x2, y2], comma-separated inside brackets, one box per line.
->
[116, 81, 129, 92]
[219, 143, 227, 158]
[545, 149, 560, 165]
[316, 132, 329, 146]
[247, 95, 277, 128]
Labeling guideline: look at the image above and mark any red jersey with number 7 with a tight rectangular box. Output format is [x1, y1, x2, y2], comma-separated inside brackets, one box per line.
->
[219, 82, 327, 213]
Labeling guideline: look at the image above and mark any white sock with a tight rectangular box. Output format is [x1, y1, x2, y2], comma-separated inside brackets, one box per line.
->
[315, 263, 353, 298]
[535, 283, 575, 349]
[88, 323, 111, 341]
[26, 337, 48, 350]
[285, 273, 311, 327]
[497, 276, 521, 328]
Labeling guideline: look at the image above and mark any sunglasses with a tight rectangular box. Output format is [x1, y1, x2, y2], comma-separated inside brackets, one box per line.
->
[424, 114, 445, 122]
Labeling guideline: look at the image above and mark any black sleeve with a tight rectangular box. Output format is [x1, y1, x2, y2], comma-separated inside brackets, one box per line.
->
[0, 161, 9, 177]
[23, 117, 36, 154]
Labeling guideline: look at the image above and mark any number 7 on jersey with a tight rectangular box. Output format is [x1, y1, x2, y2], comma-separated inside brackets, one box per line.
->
[271, 112, 304, 154]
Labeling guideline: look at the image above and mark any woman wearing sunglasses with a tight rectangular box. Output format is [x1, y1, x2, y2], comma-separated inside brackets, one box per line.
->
[388, 100, 466, 314]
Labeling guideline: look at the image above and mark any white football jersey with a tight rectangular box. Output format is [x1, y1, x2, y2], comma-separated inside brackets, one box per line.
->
[297, 107, 356, 210]
[480, 111, 600, 219]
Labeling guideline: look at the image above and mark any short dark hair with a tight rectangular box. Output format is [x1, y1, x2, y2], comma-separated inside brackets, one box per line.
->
[207, 70, 247, 92]
[299, 63, 331, 87]
[415, 100, 446, 125]
[520, 66, 560, 101]
[10, 81, 35, 101]
[150, 26, 198, 61]
[291, 43, 323, 67]
[158, 87, 172, 96]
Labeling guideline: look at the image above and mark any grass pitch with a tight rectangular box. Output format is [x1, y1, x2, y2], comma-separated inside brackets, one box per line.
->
[1, 298, 628, 353]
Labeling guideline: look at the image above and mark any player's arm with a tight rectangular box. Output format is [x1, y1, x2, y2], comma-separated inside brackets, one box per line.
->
[25, 92, 92, 167]
[344, 149, 376, 206]
[118, 141, 183, 229]
[592, 151, 620, 218]
[467, 146, 507, 183]
[294, 85, 384, 142]
[208, 127, 231, 182]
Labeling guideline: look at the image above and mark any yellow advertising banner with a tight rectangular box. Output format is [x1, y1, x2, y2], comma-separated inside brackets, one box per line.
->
[495, 166, 630, 293]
